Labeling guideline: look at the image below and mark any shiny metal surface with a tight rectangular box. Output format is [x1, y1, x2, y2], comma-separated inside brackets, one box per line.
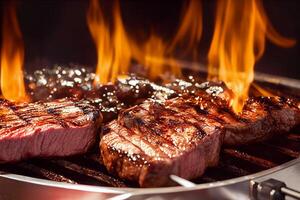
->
[0, 158, 299, 199]
[179, 60, 300, 90]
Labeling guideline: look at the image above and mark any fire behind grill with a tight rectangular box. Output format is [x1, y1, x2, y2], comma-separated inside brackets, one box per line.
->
[0, 68, 299, 188]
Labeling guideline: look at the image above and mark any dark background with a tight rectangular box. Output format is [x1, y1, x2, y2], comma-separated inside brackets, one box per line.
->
[1, 0, 300, 79]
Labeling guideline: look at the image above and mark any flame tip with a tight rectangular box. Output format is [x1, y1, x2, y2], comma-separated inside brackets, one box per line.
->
[1, 2, 27, 102]
[208, 0, 294, 113]
[87, 0, 202, 84]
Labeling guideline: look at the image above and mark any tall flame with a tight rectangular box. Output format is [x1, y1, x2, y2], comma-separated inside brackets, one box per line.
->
[87, 0, 203, 83]
[143, 34, 169, 79]
[87, 0, 132, 84]
[1, 3, 27, 102]
[168, 0, 202, 58]
[110, 1, 133, 82]
[141, 0, 202, 80]
[208, 0, 296, 113]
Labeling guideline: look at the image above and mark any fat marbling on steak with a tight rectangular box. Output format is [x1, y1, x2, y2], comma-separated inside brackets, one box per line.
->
[0, 98, 102, 163]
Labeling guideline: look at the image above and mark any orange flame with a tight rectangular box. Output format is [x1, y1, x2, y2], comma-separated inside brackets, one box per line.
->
[1, 3, 28, 102]
[110, 1, 133, 82]
[143, 34, 168, 79]
[252, 83, 274, 97]
[168, 0, 202, 58]
[208, 0, 296, 113]
[87, 0, 132, 84]
[140, 0, 202, 80]
[87, 0, 202, 83]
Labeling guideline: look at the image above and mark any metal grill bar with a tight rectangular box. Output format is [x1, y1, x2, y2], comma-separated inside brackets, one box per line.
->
[223, 149, 277, 169]
[1, 162, 76, 184]
[286, 133, 300, 142]
[0, 128, 299, 188]
[262, 143, 300, 158]
[49, 159, 126, 187]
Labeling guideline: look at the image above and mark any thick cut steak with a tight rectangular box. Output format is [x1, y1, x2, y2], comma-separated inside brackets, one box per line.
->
[100, 97, 223, 187]
[174, 94, 300, 146]
[0, 98, 102, 163]
[100, 91, 300, 187]
[224, 96, 300, 145]
[165, 81, 300, 145]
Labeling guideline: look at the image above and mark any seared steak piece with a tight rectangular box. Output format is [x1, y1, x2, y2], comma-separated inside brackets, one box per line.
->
[100, 92, 300, 187]
[164, 79, 300, 146]
[176, 94, 300, 145]
[0, 98, 102, 163]
[224, 96, 300, 145]
[100, 97, 223, 187]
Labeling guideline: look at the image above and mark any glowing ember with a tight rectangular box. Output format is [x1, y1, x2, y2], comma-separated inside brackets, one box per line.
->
[1, 3, 28, 102]
[208, 0, 296, 113]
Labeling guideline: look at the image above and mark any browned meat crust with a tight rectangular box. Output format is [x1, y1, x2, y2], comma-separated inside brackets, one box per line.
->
[224, 96, 300, 145]
[0, 98, 102, 163]
[100, 89, 300, 187]
[100, 97, 224, 187]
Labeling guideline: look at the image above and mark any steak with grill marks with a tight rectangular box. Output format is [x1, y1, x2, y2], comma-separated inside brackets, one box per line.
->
[100, 97, 224, 187]
[173, 92, 300, 146]
[0, 98, 102, 163]
[100, 89, 300, 187]
[165, 80, 300, 145]
[224, 96, 300, 145]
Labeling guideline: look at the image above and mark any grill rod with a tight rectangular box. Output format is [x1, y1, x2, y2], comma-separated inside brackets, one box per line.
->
[171, 175, 300, 200]
[281, 187, 300, 199]
[169, 175, 196, 187]
[250, 179, 300, 200]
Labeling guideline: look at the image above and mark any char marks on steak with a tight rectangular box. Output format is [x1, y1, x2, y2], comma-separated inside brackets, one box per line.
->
[0, 98, 102, 163]
[164, 80, 300, 145]
[100, 97, 224, 187]
[224, 96, 300, 145]
[16, 71, 300, 186]
[172, 92, 300, 146]
[100, 84, 300, 187]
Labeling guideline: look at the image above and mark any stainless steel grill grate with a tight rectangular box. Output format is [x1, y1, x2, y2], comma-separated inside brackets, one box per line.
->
[0, 127, 299, 188]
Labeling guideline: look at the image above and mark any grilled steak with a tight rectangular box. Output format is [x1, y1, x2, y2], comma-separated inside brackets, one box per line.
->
[165, 80, 300, 145]
[100, 87, 300, 187]
[170, 94, 300, 146]
[224, 96, 300, 145]
[0, 98, 102, 163]
[100, 97, 224, 187]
